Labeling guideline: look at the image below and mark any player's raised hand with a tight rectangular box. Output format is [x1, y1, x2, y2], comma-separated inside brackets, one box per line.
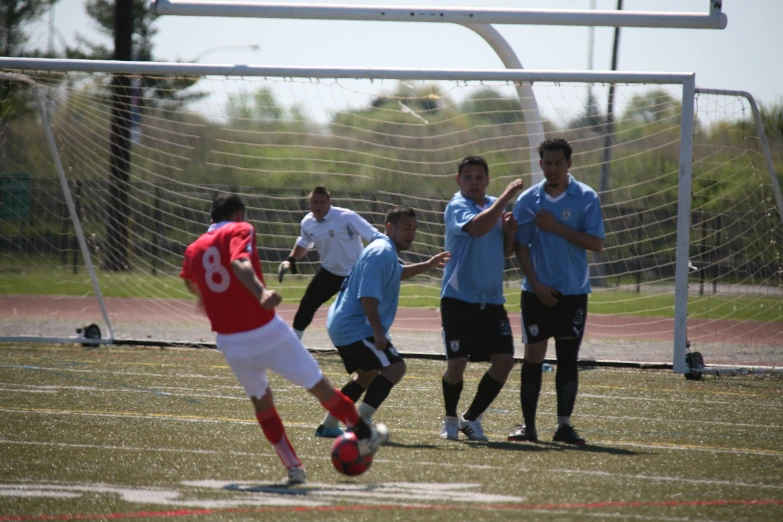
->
[260, 288, 282, 309]
[501, 178, 525, 202]
[428, 251, 451, 270]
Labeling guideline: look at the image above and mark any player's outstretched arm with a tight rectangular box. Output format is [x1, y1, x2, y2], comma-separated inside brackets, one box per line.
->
[278, 244, 308, 282]
[400, 251, 451, 280]
[232, 257, 282, 309]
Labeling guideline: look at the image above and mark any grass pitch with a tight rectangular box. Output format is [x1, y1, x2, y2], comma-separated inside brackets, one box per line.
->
[0, 342, 782, 521]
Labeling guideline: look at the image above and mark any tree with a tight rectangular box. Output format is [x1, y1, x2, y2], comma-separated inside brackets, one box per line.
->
[74, 0, 204, 110]
[622, 89, 682, 124]
[459, 87, 524, 126]
[1, 0, 61, 57]
[1, 1, 64, 172]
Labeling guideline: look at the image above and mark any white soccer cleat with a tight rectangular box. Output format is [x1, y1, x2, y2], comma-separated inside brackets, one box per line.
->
[286, 465, 306, 485]
[357, 422, 389, 457]
[440, 415, 459, 440]
[459, 413, 488, 441]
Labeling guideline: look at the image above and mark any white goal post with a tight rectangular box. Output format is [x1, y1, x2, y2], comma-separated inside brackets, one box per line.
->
[1, 58, 781, 375]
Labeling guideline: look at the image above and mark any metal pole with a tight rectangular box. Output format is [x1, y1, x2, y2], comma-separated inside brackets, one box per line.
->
[673, 74, 697, 374]
[1, 72, 115, 341]
[151, 0, 727, 29]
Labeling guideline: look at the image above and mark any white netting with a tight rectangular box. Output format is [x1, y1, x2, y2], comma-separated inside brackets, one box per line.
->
[0, 69, 780, 368]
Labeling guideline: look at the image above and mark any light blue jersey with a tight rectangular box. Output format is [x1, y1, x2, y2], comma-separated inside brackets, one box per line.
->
[441, 191, 506, 305]
[514, 174, 605, 295]
[327, 233, 403, 346]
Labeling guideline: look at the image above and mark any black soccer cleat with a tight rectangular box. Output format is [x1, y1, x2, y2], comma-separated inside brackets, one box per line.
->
[507, 424, 538, 442]
[553, 424, 586, 445]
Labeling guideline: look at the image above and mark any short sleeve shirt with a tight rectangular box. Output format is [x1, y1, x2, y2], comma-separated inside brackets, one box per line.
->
[441, 192, 507, 305]
[513, 174, 605, 295]
[180, 221, 275, 334]
[326, 233, 403, 346]
[296, 206, 378, 276]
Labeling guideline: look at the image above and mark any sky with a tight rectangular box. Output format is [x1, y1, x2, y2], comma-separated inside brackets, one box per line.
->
[25, 0, 783, 123]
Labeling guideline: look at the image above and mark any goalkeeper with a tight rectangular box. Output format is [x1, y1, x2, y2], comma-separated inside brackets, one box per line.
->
[278, 186, 378, 340]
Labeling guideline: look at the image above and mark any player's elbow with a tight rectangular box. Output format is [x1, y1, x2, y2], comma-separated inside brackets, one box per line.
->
[590, 238, 605, 253]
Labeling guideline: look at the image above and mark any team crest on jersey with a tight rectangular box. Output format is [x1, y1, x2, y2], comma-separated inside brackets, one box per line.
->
[573, 309, 584, 325]
[449, 340, 460, 352]
[529, 325, 539, 336]
[562, 209, 572, 221]
[329, 230, 335, 237]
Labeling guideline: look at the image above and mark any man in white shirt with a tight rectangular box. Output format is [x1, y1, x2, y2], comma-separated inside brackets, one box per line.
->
[278, 186, 379, 341]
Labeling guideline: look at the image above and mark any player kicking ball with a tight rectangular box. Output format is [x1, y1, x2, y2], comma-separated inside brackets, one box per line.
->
[181, 193, 388, 485]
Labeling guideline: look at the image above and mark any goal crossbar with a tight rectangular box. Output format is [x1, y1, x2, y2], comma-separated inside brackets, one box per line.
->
[151, 0, 728, 29]
[0, 58, 695, 84]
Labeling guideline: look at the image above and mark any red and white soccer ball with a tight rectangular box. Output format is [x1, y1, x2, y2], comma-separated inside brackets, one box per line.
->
[330, 432, 373, 476]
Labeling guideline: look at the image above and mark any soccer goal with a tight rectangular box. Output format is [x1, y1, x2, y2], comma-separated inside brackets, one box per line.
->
[0, 59, 781, 374]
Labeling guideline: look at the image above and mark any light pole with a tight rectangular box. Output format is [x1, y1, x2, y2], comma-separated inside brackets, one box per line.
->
[192, 44, 261, 63]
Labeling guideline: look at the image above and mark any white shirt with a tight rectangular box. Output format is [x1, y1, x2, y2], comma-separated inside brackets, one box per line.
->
[296, 206, 378, 276]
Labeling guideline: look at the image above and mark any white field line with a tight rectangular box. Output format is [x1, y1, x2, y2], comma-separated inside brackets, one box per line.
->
[1, 382, 779, 430]
[1, 438, 781, 492]
[1, 407, 782, 458]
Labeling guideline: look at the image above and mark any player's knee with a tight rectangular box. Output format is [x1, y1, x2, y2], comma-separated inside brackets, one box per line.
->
[490, 353, 515, 376]
[444, 357, 468, 382]
[382, 360, 406, 384]
[555, 338, 580, 362]
[524, 341, 548, 364]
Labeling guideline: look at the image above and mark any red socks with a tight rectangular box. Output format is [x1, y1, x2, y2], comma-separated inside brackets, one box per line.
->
[320, 388, 360, 429]
[256, 407, 301, 469]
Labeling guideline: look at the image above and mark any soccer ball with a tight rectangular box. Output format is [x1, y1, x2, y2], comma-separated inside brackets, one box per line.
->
[330, 432, 373, 476]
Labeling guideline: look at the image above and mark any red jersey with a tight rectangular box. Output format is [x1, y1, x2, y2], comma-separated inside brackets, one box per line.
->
[180, 221, 275, 334]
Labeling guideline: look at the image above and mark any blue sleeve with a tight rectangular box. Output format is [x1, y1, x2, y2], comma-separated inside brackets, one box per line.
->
[513, 195, 536, 246]
[445, 199, 476, 237]
[583, 192, 606, 239]
[355, 250, 391, 301]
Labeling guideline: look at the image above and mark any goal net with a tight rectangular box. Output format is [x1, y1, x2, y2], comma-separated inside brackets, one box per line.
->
[1, 64, 781, 371]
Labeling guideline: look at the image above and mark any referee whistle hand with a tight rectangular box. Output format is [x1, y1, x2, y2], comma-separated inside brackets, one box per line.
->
[277, 261, 290, 282]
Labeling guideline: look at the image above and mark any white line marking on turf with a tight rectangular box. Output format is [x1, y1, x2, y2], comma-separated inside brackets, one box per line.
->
[1, 438, 781, 491]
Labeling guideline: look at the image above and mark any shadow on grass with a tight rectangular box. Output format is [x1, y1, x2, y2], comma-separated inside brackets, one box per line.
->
[465, 440, 640, 455]
[383, 440, 440, 450]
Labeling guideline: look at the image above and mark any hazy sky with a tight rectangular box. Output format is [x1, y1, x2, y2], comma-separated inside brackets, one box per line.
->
[31, 0, 781, 105]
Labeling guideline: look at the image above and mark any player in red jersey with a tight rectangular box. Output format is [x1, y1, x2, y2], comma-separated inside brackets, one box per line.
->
[180, 193, 388, 485]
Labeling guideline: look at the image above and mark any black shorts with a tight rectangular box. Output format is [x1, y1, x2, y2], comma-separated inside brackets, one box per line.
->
[440, 297, 514, 362]
[520, 291, 588, 344]
[335, 336, 405, 374]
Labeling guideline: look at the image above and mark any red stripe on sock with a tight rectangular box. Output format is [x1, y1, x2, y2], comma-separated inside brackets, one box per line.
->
[321, 389, 360, 429]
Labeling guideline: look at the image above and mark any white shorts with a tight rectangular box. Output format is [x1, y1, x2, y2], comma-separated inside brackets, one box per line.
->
[215, 314, 324, 399]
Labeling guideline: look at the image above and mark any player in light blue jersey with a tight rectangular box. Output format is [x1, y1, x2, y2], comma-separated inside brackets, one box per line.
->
[439, 155, 525, 441]
[315, 206, 450, 437]
[507, 138, 605, 446]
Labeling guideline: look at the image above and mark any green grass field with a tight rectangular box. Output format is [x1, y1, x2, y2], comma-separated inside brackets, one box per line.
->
[1, 342, 782, 521]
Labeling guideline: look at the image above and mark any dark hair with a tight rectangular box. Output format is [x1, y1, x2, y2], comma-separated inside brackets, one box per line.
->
[537, 137, 573, 160]
[457, 155, 489, 176]
[211, 193, 246, 222]
[385, 205, 416, 225]
[310, 185, 331, 199]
